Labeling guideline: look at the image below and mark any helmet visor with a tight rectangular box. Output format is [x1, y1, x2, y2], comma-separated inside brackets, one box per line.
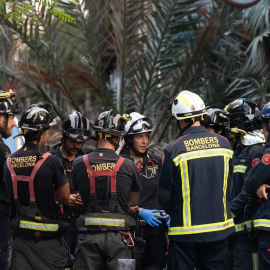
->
[129, 118, 153, 133]
[66, 128, 91, 141]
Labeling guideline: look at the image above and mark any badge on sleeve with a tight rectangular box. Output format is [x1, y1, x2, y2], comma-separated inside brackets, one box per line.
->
[162, 154, 165, 164]
[252, 158, 260, 167]
[262, 154, 270, 165]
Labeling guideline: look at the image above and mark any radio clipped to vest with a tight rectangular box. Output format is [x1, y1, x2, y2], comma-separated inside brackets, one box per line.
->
[76, 156, 136, 232]
[7, 153, 68, 240]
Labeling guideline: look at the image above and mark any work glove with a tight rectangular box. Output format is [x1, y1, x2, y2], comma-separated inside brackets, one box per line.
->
[139, 208, 163, 227]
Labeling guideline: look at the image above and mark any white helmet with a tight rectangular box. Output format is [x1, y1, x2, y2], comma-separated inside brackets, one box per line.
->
[124, 112, 153, 135]
[241, 130, 265, 146]
[170, 90, 206, 120]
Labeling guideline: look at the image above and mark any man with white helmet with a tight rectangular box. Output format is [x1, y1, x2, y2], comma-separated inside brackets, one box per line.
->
[158, 90, 235, 270]
[120, 112, 169, 270]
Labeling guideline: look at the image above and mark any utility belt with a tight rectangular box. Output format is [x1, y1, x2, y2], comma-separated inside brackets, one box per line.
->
[77, 212, 136, 232]
[12, 216, 69, 241]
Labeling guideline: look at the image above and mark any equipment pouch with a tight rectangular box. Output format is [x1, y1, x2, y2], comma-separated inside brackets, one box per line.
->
[51, 256, 74, 270]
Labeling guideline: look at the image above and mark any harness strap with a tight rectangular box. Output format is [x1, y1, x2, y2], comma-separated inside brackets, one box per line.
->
[7, 153, 51, 202]
[83, 155, 124, 194]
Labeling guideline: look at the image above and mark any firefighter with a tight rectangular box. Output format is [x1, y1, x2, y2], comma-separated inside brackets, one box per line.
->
[4, 104, 72, 270]
[223, 99, 265, 270]
[202, 106, 229, 136]
[73, 109, 141, 270]
[158, 90, 235, 270]
[0, 90, 20, 270]
[50, 112, 91, 256]
[120, 112, 169, 270]
[229, 102, 270, 270]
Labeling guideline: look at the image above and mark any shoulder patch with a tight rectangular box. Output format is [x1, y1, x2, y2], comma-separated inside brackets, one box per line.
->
[252, 158, 260, 167]
[262, 154, 270, 165]
[162, 154, 164, 164]
[5, 152, 10, 159]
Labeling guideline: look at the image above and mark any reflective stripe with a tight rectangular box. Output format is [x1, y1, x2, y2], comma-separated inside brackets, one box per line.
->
[173, 148, 233, 165]
[169, 219, 234, 235]
[234, 220, 252, 232]
[254, 219, 270, 228]
[19, 220, 59, 231]
[223, 156, 229, 220]
[172, 148, 233, 228]
[181, 160, 191, 227]
[176, 95, 191, 107]
[85, 218, 125, 227]
[252, 252, 259, 270]
[233, 165, 247, 173]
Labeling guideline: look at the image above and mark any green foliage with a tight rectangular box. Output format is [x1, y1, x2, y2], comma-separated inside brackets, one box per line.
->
[50, 8, 76, 23]
[1, 0, 76, 28]
[0, 0, 269, 143]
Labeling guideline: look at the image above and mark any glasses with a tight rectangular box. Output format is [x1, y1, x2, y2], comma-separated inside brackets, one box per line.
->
[129, 118, 153, 133]
[66, 128, 91, 141]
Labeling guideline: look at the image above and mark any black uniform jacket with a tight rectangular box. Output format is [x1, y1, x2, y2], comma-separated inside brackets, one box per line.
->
[0, 139, 11, 214]
[51, 143, 84, 219]
[73, 148, 141, 214]
[4, 143, 68, 220]
[121, 149, 162, 210]
[230, 141, 270, 231]
[51, 143, 84, 194]
[229, 144, 264, 234]
[159, 126, 235, 243]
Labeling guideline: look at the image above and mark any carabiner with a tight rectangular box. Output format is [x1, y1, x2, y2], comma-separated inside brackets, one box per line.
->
[122, 232, 134, 247]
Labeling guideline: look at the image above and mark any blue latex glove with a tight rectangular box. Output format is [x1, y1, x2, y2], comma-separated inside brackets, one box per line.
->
[158, 211, 171, 227]
[164, 215, 171, 227]
[139, 208, 162, 227]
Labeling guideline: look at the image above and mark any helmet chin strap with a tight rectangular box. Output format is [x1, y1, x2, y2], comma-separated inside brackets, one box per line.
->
[108, 137, 120, 151]
[130, 145, 147, 157]
[126, 135, 147, 157]
[178, 119, 193, 136]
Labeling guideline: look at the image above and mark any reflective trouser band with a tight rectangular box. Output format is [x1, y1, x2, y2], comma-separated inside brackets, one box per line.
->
[234, 220, 252, 232]
[233, 165, 247, 173]
[254, 219, 270, 228]
[19, 220, 59, 231]
[252, 252, 259, 270]
[85, 218, 125, 227]
[168, 219, 234, 235]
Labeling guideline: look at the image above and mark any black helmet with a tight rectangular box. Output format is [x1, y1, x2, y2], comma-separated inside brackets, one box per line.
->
[93, 109, 126, 137]
[0, 90, 21, 115]
[202, 107, 229, 129]
[223, 98, 260, 132]
[19, 103, 57, 132]
[254, 102, 270, 123]
[61, 112, 91, 142]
